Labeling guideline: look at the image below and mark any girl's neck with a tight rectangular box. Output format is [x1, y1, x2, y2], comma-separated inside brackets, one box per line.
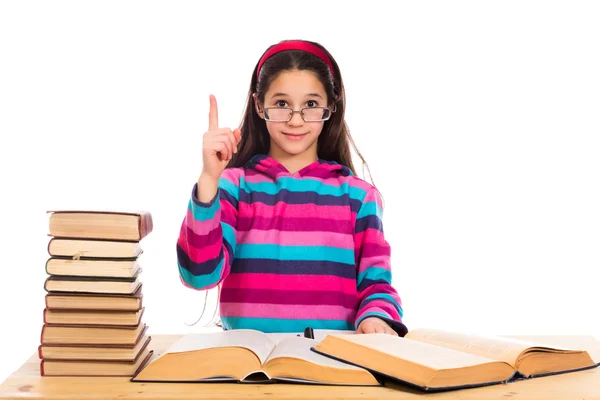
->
[268, 149, 318, 175]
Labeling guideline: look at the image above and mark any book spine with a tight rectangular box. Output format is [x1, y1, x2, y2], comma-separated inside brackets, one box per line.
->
[40, 360, 45, 376]
[47, 238, 54, 256]
[45, 258, 51, 275]
[43, 309, 47, 324]
[139, 212, 153, 239]
[40, 325, 46, 345]
[38, 344, 44, 359]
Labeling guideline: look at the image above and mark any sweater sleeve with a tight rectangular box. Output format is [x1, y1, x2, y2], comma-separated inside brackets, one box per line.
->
[176, 169, 240, 290]
[353, 186, 407, 336]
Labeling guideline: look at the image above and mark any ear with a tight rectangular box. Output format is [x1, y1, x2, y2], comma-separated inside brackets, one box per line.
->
[253, 93, 264, 119]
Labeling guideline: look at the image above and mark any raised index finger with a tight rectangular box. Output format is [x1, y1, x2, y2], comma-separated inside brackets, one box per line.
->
[208, 94, 219, 130]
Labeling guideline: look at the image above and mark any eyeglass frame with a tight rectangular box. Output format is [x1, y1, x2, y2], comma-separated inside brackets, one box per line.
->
[259, 104, 337, 122]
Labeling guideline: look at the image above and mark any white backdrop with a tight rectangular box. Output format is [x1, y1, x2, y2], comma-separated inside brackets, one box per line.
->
[1, 0, 599, 383]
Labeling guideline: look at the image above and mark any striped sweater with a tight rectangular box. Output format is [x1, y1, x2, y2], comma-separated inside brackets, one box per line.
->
[176, 154, 406, 335]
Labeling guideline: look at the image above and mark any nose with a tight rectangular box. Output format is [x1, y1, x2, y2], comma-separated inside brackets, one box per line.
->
[288, 110, 304, 126]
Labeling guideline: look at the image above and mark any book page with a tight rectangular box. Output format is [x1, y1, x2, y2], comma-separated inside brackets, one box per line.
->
[163, 330, 276, 364]
[265, 337, 365, 370]
[312, 329, 356, 341]
[325, 334, 509, 370]
[265, 330, 356, 345]
[406, 328, 541, 367]
[505, 335, 600, 364]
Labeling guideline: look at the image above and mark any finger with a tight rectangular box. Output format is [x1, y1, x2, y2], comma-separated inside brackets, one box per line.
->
[215, 133, 235, 159]
[208, 94, 219, 130]
[225, 130, 237, 154]
[211, 141, 229, 161]
[233, 128, 242, 149]
[387, 328, 399, 336]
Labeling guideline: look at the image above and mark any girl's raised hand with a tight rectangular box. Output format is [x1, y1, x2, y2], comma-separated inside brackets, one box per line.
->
[201, 94, 242, 182]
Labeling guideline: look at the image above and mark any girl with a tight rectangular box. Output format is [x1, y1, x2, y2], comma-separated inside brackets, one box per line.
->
[177, 39, 407, 337]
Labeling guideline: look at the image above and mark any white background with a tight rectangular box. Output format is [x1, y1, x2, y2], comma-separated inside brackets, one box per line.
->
[1, 0, 599, 383]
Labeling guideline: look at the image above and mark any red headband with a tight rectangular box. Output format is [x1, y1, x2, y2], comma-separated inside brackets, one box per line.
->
[256, 41, 335, 78]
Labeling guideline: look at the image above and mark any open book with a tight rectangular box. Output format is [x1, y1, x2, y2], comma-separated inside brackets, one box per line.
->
[131, 329, 377, 386]
[312, 328, 600, 392]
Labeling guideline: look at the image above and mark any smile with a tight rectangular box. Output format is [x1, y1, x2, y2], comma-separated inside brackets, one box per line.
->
[282, 132, 308, 140]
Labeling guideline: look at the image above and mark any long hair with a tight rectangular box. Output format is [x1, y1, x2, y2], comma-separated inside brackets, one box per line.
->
[226, 39, 373, 181]
[189, 40, 377, 329]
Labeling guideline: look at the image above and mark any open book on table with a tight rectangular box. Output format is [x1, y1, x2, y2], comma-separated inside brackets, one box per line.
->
[131, 329, 377, 385]
[311, 328, 600, 392]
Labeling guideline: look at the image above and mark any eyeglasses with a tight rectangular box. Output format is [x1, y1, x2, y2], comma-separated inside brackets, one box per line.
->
[262, 106, 335, 122]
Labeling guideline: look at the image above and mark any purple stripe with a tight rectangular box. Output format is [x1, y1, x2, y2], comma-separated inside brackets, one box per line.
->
[221, 288, 358, 308]
[237, 216, 352, 233]
[355, 215, 383, 233]
[239, 189, 362, 212]
[231, 258, 356, 279]
[357, 278, 390, 292]
[177, 244, 222, 275]
[176, 239, 233, 276]
[219, 188, 238, 210]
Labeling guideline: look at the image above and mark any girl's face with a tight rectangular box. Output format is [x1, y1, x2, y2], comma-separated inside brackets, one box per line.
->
[256, 69, 327, 161]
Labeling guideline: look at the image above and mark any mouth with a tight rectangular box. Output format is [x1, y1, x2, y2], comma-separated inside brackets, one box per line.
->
[282, 132, 309, 141]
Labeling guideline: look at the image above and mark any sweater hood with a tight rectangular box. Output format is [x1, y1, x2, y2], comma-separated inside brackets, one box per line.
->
[246, 154, 353, 180]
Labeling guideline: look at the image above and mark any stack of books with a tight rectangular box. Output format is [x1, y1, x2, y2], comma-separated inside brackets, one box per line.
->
[39, 210, 154, 377]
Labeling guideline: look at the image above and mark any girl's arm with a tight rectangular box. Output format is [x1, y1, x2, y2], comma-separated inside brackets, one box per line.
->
[354, 186, 407, 336]
[176, 169, 240, 290]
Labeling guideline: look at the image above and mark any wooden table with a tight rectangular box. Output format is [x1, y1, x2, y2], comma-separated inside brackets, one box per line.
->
[1, 334, 599, 400]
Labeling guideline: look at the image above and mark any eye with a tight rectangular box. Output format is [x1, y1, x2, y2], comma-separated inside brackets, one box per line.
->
[306, 100, 318, 107]
[275, 100, 288, 107]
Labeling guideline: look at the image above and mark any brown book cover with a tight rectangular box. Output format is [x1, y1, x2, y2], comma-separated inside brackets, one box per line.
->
[47, 237, 143, 259]
[40, 347, 154, 377]
[43, 307, 145, 327]
[47, 210, 153, 241]
[40, 322, 147, 346]
[45, 284, 143, 311]
[39, 334, 152, 362]
[44, 271, 142, 295]
[45, 257, 141, 279]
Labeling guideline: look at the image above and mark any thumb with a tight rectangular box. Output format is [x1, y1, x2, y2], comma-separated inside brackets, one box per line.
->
[233, 128, 242, 146]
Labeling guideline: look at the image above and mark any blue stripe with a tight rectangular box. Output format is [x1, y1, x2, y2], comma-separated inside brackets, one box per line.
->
[178, 258, 224, 289]
[189, 197, 219, 222]
[222, 223, 236, 254]
[355, 311, 394, 327]
[357, 267, 391, 284]
[356, 201, 382, 219]
[236, 244, 355, 264]
[242, 178, 366, 201]
[362, 293, 403, 318]
[221, 316, 353, 333]
[219, 176, 239, 201]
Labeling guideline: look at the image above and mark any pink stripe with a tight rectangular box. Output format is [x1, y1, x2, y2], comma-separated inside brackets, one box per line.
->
[184, 239, 222, 264]
[354, 228, 386, 247]
[224, 273, 357, 295]
[245, 170, 373, 191]
[237, 230, 353, 248]
[356, 302, 399, 321]
[357, 256, 391, 275]
[239, 202, 354, 221]
[185, 208, 221, 236]
[220, 302, 355, 320]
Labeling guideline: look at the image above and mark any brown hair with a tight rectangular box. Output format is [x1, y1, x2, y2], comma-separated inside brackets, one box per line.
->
[226, 39, 373, 181]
